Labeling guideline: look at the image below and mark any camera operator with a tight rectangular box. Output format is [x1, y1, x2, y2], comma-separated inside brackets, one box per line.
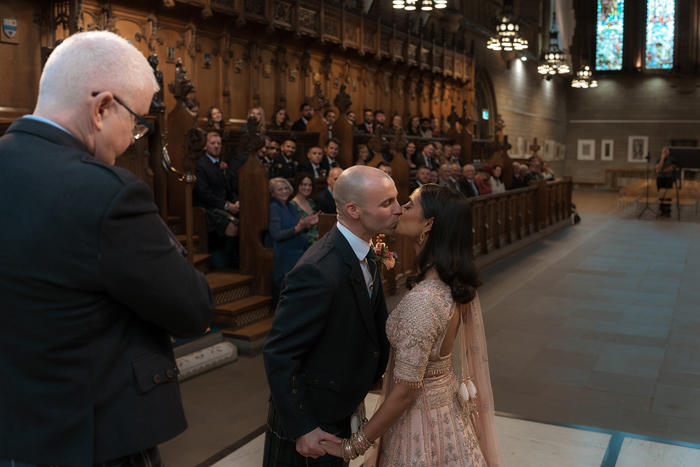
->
[655, 147, 676, 217]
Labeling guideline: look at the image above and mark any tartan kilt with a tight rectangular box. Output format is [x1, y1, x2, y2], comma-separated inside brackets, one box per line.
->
[205, 207, 239, 237]
[263, 400, 349, 467]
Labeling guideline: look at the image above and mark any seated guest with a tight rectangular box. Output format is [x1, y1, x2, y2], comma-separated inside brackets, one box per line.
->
[230, 136, 272, 195]
[438, 163, 452, 187]
[451, 143, 463, 162]
[406, 115, 421, 136]
[373, 109, 389, 134]
[512, 165, 529, 189]
[291, 103, 313, 131]
[433, 142, 445, 164]
[459, 164, 480, 197]
[414, 142, 439, 170]
[241, 106, 266, 131]
[299, 145, 325, 178]
[269, 107, 291, 130]
[271, 138, 299, 179]
[430, 117, 442, 138]
[268, 139, 281, 163]
[268, 177, 318, 301]
[193, 132, 240, 267]
[419, 117, 432, 138]
[450, 162, 463, 193]
[443, 144, 453, 162]
[542, 161, 555, 180]
[512, 161, 521, 175]
[321, 137, 341, 172]
[346, 110, 357, 125]
[489, 164, 506, 193]
[475, 165, 493, 195]
[186, 97, 200, 120]
[429, 168, 439, 184]
[354, 144, 371, 166]
[389, 114, 403, 133]
[207, 106, 225, 129]
[324, 109, 336, 139]
[377, 161, 392, 178]
[289, 172, 320, 245]
[404, 141, 417, 168]
[411, 166, 431, 191]
[357, 108, 374, 133]
[441, 120, 451, 135]
[526, 163, 546, 184]
[315, 167, 343, 214]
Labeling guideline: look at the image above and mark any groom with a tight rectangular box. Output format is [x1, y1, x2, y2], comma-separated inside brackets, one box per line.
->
[263, 166, 402, 466]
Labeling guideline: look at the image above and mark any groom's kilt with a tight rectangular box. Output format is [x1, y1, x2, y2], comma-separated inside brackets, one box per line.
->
[263, 400, 350, 467]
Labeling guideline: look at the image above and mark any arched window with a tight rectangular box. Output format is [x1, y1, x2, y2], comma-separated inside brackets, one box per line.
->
[645, 0, 675, 69]
[596, 0, 625, 71]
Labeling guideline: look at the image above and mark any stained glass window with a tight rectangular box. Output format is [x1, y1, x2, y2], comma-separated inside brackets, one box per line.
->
[646, 0, 675, 69]
[596, 0, 625, 71]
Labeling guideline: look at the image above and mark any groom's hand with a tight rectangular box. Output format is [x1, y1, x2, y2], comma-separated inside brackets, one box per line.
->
[296, 428, 341, 458]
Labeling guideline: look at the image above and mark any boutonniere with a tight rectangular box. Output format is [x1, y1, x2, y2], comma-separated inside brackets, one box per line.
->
[219, 161, 228, 174]
[374, 234, 397, 272]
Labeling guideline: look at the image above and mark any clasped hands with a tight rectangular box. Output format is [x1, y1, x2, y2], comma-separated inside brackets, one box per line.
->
[296, 427, 343, 459]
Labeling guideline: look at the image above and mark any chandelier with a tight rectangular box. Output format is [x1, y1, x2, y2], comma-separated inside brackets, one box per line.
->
[538, 12, 569, 77]
[393, 0, 446, 11]
[571, 66, 598, 88]
[487, 0, 528, 52]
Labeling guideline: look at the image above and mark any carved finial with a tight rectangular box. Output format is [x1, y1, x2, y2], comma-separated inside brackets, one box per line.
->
[148, 54, 165, 114]
[309, 81, 330, 110]
[184, 127, 207, 174]
[239, 115, 266, 155]
[333, 84, 353, 114]
[167, 59, 194, 100]
[389, 126, 407, 154]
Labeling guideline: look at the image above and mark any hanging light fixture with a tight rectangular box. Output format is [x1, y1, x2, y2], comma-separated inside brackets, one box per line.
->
[538, 11, 569, 78]
[393, 0, 445, 11]
[487, 0, 528, 52]
[571, 66, 598, 88]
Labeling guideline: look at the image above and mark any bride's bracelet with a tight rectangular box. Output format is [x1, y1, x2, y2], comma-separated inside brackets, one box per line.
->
[355, 427, 375, 452]
[341, 438, 358, 462]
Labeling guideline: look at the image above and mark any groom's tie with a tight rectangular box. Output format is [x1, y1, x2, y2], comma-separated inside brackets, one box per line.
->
[365, 249, 379, 305]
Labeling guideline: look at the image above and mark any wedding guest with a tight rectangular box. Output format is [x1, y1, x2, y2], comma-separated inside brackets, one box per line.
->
[406, 116, 421, 136]
[354, 144, 371, 166]
[389, 114, 402, 133]
[230, 136, 272, 195]
[324, 109, 336, 139]
[489, 164, 506, 194]
[377, 161, 393, 178]
[321, 138, 341, 173]
[404, 141, 417, 168]
[459, 164, 480, 197]
[429, 168, 439, 184]
[289, 172, 320, 245]
[299, 146, 325, 178]
[186, 97, 200, 119]
[315, 167, 343, 214]
[475, 165, 493, 195]
[357, 108, 374, 133]
[525, 163, 546, 184]
[443, 144, 453, 162]
[414, 142, 439, 170]
[450, 162, 463, 193]
[374, 110, 389, 134]
[241, 105, 266, 132]
[268, 177, 318, 302]
[207, 106, 225, 129]
[345, 110, 357, 125]
[419, 118, 432, 138]
[451, 143, 463, 162]
[269, 107, 291, 131]
[542, 161, 555, 180]
[412, 166, 431, 191]
[511, 165, 529, 189]
[430, 117, 442, 137]
[271, 138, 299, 179]
[438, 163, 452, 187]
[292, 103, 313, 131]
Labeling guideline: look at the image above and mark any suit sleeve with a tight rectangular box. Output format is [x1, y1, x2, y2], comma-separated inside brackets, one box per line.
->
[194, 162, 227, 210]
[99, 179, 214, 337]
[263, 262, 334, 439]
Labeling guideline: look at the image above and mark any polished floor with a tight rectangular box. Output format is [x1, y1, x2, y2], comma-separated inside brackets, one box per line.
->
[161, 191, 700, 466]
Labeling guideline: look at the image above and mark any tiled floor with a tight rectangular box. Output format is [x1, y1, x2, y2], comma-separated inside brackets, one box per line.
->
[160, 194, 700, 467]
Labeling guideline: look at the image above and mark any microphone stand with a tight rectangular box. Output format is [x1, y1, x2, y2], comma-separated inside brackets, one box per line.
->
[638, 152, 656, 219]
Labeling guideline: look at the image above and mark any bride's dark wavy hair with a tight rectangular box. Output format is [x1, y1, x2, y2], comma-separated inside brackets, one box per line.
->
[406, 184, 481, 304]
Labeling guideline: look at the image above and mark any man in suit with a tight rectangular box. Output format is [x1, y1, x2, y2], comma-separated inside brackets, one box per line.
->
[271, 138, 299, 179]
[356, 108, 373, 134]
[320, 137, 341, 173]
[263, 166, 402, 466]
[373, 109, 389, 135]
[194, 132, 241, 267]
[459, 164, 480, 197]
[414, 142, 439, 170]
[300, 145, 325, 178]
[0, 31, 213, 467]
[315, 167, 343, 215]
[411, 166, 431, 192]
[291, 103, 314, 132]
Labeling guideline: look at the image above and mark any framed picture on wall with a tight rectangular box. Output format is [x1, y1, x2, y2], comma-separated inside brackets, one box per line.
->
[523, 139, 531, 159]
[601, 139, 614, 161]
[544, 140, 556, 161]
[628, 136, 648, 163]
[577, 139, 595, 161]
[516, 137, 524, 157]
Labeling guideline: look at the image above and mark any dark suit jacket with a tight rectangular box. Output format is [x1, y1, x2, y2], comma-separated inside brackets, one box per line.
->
[271, 154, 299, 179]
[0, 118, 213, 466]
[315, 187, 337, 214]
[356, 122, 372, 134]
[263, 225, 390, 438]
[459, 178, 480, 198]
[299, 160, 324, 178]
[291, 118, 307, 132]
[414, 152, 439, 171]
[193, 154, 238, 209]
[320, 155, 340, 173]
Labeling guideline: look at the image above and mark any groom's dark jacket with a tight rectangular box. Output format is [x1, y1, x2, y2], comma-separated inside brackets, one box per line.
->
[263, 224, 390, 438]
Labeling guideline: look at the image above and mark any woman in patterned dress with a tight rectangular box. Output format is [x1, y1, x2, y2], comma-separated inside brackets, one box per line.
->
[323, 184, 503, 466]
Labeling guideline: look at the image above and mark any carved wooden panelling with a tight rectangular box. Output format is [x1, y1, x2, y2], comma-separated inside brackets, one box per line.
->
[380, 37, 389, 54]
[407, 44, 417, 64]
[455, 59, 462, 78]
[345, 24, 358, 44]
[299, 8, 317, 34]
[364, 30, 375, 50]
[323, 18, 340, 41]
[245, 0, 266, 17]
[272, 2, 293, 27]
[445, 55, 453, 76]
[420, 48, 429, 66]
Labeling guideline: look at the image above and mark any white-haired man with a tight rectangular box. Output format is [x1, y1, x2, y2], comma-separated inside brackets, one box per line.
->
[263, 166, 402, 467]
[0, 31, 213, 467]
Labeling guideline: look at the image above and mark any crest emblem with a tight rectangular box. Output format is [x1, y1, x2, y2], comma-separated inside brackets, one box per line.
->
[3, 19, 17, 39]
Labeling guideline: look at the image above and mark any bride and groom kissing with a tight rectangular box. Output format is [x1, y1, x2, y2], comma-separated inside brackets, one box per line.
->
[263, 165, 503, 467]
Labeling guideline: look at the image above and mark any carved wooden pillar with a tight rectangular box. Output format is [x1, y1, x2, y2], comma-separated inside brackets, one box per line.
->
[245, 40, 263, 107]
[274, 45, 289, 109]
[333, 85, 354, 169]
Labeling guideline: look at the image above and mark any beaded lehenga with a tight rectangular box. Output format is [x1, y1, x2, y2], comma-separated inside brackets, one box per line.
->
[367, 275, 503, 467]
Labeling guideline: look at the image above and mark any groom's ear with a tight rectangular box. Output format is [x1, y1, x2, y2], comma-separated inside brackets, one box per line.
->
[345, 202, 361, 220]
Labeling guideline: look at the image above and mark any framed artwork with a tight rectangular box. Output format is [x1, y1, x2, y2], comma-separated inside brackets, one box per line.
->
[203, 53, 212, 69]
[628, 136, 648, 163]
[544, 140, 556, 161]
[601, 139, 614, 161]
[166, 47, 176, 63]
[523, 139, 531, 159]
[516, 137, 524, 157]
[577, 139, 595, 161]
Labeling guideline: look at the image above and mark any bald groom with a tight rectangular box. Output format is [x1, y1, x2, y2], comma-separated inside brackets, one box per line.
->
[263, 166, 402, 467]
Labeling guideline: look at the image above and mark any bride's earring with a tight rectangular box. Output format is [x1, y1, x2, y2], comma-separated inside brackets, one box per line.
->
[419, 231, 426, 244]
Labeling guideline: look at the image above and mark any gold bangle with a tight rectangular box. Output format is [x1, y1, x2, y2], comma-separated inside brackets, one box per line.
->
[350, 433, 364, 457]
[341, 439, 349, 462]
[358, 427, 375, 450]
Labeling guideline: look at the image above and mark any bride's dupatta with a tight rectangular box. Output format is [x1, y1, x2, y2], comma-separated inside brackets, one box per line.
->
[364, 292, 503, 467]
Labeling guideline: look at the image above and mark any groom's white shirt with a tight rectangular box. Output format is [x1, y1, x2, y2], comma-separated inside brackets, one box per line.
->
[337, 222, 373, 297]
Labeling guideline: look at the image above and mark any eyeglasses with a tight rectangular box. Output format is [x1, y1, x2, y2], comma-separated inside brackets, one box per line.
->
[91, 92, 152, 140]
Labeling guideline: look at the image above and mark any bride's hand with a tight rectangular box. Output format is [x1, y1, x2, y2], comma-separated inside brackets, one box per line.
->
[319, 439, 343, 458]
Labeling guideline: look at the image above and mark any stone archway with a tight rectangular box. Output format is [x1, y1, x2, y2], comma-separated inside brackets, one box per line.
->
[472, 66, 498, 140]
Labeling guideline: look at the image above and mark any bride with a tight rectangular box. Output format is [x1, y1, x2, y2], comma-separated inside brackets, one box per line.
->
[323, 184, 503, 466]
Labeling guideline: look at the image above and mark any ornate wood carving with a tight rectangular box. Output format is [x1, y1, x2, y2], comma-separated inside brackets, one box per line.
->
[273, 45, 289, 108]
[332, 84, 353, 168]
